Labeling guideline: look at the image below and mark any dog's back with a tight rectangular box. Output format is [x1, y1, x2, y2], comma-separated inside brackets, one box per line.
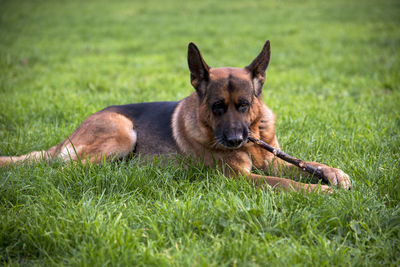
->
[104, 101, 179, 155]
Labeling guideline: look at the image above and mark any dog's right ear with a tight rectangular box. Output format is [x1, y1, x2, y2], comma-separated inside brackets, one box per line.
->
[188, 42, 210, 98]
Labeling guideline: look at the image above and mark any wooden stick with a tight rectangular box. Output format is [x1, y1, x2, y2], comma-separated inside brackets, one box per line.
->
[248, 136, 331, 184]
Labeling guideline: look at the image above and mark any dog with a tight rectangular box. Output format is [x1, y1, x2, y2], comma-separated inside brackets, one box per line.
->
[0, 40, 351, 192]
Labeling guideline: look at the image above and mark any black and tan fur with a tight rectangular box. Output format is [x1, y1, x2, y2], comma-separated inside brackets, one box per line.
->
[0, 40, 351, 192]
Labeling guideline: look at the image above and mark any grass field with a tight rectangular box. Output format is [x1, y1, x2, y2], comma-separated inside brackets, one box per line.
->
[1, 0, 399, 265]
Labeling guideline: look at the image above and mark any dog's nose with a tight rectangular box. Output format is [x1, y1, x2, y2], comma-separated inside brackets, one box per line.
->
[226, 134, 244, 147]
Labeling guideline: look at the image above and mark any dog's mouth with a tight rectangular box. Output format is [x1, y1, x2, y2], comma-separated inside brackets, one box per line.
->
[217, 140, 245, 149]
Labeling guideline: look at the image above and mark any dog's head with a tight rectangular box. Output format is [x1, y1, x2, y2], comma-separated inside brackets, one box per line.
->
[188, 40, 271, 149]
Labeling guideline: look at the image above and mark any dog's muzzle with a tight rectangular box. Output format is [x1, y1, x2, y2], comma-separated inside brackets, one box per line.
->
[216, 126, 249, 149]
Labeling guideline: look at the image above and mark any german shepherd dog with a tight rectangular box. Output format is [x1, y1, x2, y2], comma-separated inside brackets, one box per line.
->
[0, 40, 351, 192]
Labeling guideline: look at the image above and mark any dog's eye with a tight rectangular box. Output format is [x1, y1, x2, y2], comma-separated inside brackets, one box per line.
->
[212, 101, 226, 115]
[237, 101, 250, 112]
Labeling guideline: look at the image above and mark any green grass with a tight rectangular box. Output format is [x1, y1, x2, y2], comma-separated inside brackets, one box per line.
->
[1, 0, 399, 265]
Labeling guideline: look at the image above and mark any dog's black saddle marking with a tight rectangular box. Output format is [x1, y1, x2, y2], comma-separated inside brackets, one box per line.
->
[104, 101, 179, 155]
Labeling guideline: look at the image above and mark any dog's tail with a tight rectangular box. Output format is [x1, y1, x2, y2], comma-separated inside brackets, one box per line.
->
[0, 145, 59, 167]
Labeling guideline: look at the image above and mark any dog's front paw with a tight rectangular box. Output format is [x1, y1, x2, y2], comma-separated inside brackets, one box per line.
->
[321, 167, 351, 190]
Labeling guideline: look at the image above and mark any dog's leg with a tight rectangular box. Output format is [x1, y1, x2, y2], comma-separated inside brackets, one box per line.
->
[248, 139, 350, 190]
[0, 146, 58, 166]
[252, 150, 351, 190]
[274, 159, 351, 190]
[251, 112, 351, 189]
[228, 165, 332, 193]
[225, 154, 332, 193]
[55, 111, 136, 164]
[252, 148, 351, 190]
[246, 172, 332, 193]
[0, 111, 136, 166]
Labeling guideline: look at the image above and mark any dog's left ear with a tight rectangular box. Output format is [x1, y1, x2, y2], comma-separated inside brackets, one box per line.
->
[188, 42, 210, 98]
[245, 40, 271, 96]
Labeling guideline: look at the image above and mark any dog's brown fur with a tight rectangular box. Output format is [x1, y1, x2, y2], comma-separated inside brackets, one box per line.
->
[0, 40, 351, 192]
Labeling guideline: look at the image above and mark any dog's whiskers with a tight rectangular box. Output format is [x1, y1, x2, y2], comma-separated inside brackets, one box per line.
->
[209, 139, 220, 148]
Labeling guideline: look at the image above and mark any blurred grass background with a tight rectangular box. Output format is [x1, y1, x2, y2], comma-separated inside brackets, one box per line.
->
[0, 0, 399, 265]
